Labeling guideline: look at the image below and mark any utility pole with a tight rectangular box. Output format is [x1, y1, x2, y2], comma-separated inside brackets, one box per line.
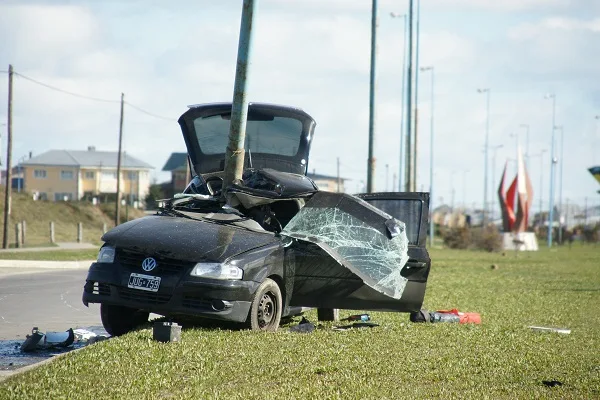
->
[420, 66, 434, 246]
[546, 94, 557, 247]
[223, 0, 258, 192]
[404, 0, 415, 192]
[2, 65, 13, 249]
[390, 12, 407, 193]
[557, 125, 564, 244]
[477, 88, 491, 226]
[412, 0, 421, 190]
[114, 93, 124, 226]
[336, 157, 341, 193]
[393, 173, 397, 191]
[366, 0, 378, 193]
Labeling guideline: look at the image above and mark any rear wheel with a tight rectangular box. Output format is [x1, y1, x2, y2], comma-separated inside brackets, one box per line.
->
[247, 278, 282, 331]
[100, 304, 149, 336]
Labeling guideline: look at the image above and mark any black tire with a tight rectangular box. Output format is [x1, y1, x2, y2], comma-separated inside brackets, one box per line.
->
[100, 304, 149, 336]
[247, 278, 282, 331]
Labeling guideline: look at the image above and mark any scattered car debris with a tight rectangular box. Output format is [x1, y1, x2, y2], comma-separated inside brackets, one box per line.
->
[542, 380, 563, 387]
[20, 327, 74, 352]
[410, 309, 482, 324]
[73, 328, 109, 344]
[333, 322, 379, 331]
[529, 326, 571, 334]
[342, 314, 371, 322]
[153, 322, 181, 342]
[289, 317, 316, 333]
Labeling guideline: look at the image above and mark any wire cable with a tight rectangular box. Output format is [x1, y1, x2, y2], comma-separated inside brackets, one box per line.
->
[125, 101, 175, 121]
[14, 72, 119, 104]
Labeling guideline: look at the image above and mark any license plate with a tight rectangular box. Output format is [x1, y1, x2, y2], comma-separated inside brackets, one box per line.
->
[128, 273, 161, 292]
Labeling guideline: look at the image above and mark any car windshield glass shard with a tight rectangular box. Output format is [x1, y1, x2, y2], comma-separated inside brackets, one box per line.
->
[193, 114, 303, 156]
[282, 193, 410, 300]
[361, 199, 423, 245]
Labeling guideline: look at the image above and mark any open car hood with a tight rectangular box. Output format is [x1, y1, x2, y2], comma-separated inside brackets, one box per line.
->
[178, 103, 317, 176]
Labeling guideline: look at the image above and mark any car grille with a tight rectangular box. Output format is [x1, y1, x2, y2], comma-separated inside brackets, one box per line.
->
[182, 294, 212, 310]
[85, 281, 111, 296]
[118, 288, 172, 305]
[116, 248, 195, 275]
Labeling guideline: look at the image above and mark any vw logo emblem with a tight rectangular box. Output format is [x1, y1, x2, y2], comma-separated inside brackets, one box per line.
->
[141, 257, 157, 272]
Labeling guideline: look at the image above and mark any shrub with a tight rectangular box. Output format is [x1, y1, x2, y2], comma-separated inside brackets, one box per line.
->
[441, 226, 471, 249]
[472, 226, 503, 252]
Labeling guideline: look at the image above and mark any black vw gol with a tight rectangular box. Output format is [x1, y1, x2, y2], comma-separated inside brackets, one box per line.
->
[83, 103, 431, 335]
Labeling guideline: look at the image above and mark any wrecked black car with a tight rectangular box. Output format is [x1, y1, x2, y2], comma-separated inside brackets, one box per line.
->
[82, 103, 431, 335]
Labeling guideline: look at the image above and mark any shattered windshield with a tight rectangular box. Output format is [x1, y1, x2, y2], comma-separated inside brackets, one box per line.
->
[282, 201, 410, 300]
[194, 114, 304, 156]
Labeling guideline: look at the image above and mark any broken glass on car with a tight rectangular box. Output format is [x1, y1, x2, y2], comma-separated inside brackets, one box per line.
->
[282, 192, 410, 300]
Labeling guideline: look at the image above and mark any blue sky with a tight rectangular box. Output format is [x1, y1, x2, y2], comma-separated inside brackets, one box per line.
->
[0, 0, 599, 211]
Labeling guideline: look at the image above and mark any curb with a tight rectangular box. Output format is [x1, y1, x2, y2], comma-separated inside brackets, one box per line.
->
[0, 345, 91, 383]
[0, 260, 95, 269]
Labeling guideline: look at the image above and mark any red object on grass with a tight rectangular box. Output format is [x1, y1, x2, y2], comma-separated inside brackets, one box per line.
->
[436, 309, 482, 324]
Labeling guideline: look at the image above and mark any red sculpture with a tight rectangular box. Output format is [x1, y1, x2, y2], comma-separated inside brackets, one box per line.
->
[497, 148, 533, 232]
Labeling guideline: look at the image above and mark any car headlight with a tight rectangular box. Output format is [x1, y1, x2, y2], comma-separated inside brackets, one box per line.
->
[97, 246, 115, 263]
[190, 262, 243, 280]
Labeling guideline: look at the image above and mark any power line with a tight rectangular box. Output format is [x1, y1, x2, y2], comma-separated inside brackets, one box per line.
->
[14, 72, 119, 104]
[125, 101, 175, 122]
[12, 70, 175, 121]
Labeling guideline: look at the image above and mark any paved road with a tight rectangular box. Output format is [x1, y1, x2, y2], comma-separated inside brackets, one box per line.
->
[0, 268, 100, 340]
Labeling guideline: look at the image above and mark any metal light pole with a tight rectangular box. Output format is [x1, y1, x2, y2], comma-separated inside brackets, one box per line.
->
[404, 0, 415, 192]
[390, 12, 407, 192]
[420, 66, 434, 246]
[366, 0, 378, 193]
[385, 163, 389, 191]
[595, 116, 600, 165]
[477, 88, 491, 226]
[223, 0, 259, 193]
[545, 93, 557, 247]
[555, 125, 564, 244]
[520, 123, 530, 166]
[491, 144, 503, 221]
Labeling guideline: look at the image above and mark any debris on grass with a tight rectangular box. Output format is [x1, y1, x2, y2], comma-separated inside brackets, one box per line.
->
[153, 322, 182, 342]
[332, 322, 379, 331]
[410, 309, 481, 324]
[542, 380, 563, 387]
[529, 326, 571, 334]
[289, 317, 315, 333]
[20, 327, 74, 352]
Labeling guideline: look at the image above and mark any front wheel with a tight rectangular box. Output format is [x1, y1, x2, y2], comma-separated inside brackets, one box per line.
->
[247, 278, 282, 331]
[100, 304, 149, 336]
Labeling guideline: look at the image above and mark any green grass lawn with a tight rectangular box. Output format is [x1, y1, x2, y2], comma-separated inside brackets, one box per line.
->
[1, 245, 599, 399]
[0, 249, 98, 261]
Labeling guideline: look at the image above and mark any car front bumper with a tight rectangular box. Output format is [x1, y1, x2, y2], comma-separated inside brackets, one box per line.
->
[82, 262, 260, 323]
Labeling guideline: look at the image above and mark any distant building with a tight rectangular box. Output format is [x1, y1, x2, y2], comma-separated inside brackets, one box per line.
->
[20, 147, 153, 205]
[162, 152, 190, 197]
[306, 172, 347, 193]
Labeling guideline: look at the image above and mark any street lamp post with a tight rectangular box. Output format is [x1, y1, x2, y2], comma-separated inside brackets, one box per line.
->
[555, 125, 565, 244]
[390, 12, 407, 192]
[420, 65, 434, 246]
[545, 93, 557, 247]
[477, 88, 491, 225]
[595, 116, 599, 165]
[491, 144, 503, 221]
